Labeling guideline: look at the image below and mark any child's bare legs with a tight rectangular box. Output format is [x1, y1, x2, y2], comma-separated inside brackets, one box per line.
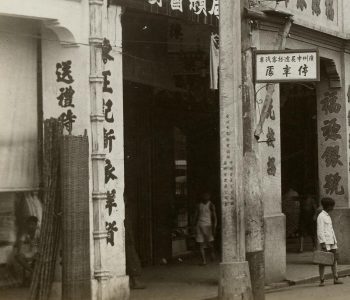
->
[332, 250, 343, 284]
[199, 243, 206, 265]
[319, 264, 325, 286]
[208, 242, 216, 261]
[299, 236, 304, 252]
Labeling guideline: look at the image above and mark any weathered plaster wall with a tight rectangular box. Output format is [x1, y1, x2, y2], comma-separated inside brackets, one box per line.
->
[316, 78, 348, 206]
[254, 28, 286, 283]
[265, 0, 342, 35]
[101, 5, 128, 298]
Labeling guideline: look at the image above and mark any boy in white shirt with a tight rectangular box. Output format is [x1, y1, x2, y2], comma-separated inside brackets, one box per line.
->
[317, 197, 343, 286]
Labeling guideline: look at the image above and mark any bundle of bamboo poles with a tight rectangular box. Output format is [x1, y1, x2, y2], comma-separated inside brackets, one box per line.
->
[29, 118, 62, 300]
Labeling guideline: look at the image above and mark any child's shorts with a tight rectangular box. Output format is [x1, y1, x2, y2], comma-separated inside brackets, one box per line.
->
[196, 225, 214, 243]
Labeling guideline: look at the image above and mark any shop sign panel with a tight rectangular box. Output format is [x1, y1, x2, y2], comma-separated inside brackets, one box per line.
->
[255, 49, 320, 83]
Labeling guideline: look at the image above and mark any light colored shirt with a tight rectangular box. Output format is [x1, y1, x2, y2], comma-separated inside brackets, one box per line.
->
[197, 202, 212, 226]
[317, 210, 337, 245]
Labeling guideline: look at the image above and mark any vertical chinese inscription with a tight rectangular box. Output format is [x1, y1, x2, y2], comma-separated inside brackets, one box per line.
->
[320, 88, 344, 198]
[55, 60, 77, 134]
[221, 113, 234, 207]
[102, 38, 118, 246]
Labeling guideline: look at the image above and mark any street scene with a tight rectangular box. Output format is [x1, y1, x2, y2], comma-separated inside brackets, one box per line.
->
[1, 0, 350, 300]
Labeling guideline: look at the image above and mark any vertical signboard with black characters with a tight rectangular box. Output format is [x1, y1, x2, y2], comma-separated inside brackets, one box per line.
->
[101, 38, 119, 248]
[55, 60, 77, 134]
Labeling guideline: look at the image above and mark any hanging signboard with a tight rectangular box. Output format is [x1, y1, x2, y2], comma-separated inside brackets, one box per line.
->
[255, 49, 320, 83]
[112, 0, 219, 25]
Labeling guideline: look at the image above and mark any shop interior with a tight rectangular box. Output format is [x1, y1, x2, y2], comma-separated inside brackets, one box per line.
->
[122, 9, 221, 265]
[280, 82, 319, 254]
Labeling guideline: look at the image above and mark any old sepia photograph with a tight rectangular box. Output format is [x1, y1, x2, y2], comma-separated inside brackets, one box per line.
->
[0, 1, 349, 300]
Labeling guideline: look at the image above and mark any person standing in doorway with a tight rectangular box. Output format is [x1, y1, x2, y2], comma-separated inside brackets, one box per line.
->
[298, 189, 318, 252]
[193, 192, 217, 265]
[317, 197, 343, 286]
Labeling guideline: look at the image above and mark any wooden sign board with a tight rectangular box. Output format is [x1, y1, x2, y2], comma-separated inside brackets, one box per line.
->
[255, 49, 320, 83]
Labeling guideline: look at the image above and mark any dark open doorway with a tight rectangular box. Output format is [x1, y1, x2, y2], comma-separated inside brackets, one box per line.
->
[280, 83, 319, 253]
[122, 10, 220, 266]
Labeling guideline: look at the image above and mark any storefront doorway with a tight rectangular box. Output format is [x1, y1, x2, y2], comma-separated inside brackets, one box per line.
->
[122, 11, 220, 266]
[280, 83, 319, 254]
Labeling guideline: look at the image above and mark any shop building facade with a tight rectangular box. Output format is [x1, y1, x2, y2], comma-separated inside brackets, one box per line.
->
[1, 0, 350, 299]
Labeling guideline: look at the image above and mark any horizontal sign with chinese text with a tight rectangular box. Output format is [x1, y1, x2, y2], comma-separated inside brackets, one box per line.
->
[255, 49, 320, 83]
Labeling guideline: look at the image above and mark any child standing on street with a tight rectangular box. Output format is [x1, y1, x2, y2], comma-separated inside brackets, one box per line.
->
[194, 192, 217, 265]
[317, 197, 343, 286]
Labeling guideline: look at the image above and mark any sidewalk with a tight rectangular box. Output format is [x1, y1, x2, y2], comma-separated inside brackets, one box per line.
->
[266, 252, 350, 290]
[1, 252, 350, 300]
[130, 252, 350, 300]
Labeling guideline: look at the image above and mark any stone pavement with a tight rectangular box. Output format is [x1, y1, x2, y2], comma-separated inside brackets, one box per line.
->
[131, 252, 350, 300]
[1, 252, 350, 300]
[267, 276, 350, 300]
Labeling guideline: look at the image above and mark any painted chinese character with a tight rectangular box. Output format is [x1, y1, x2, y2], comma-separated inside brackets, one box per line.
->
[104, 128, 115, 153]
[57, 86, 75, 108]
[266, 127, 275, 148]
[291, 56, 296, 62]
[148, 0, 162, 7]
[266, 66, 274, 77]
[278, 56, 284, 62]
[260, 57, 264, 63]
[106, 189, 117, 216]
[267, 157, 276, 176]
[102, 38, 114, 64]
[105, 159, 117, 183]
[312, 0, 321, 16]
[298, 64, 308, 76]
[106, 221, 118, 246]
[325, 0, 334, 21]
[266, 56, 271, 63]
[309, 55, 314, 61]
[189, 0, 207, 16]
[324, 172, 344, 195]
[171, 0, 183, 12]
[321, 90, 341, 115]
[59, 109, 77, 134]
[321, 146, 343, 168]
[296, 0, 307, 11]
[297, 55, 302, 62]
[267, 103, 275, 120]
[272, 56, 277, 63]
[282, 65, 291, 77]
[285, 56, 290, 63]
[102, 70, 113, 93]
[208, 0, 219, 18]
[56, 60, 74, 84]
[103, 99, 114, 123]
[321, 118, 341, 141]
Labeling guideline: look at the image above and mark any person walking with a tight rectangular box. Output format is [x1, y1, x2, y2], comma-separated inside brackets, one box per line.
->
[317, 197, 343, 286]
[193, 192, 217, 265]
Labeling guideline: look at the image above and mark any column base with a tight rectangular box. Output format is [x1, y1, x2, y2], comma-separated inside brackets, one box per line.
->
[264, 214, 286, 284]
[49, 281, 62, 300]
[92, 275, 129, 300]
[218, 261, 253, 300]
[246, 251, 265, 300]
[330, 208, 350, 264]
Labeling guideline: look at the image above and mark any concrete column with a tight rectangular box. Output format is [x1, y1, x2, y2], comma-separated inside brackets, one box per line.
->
[242, 1, 265, 299]
[89, 1, 111, 299]
[218, 1, 252, 299]
[100, 3, 129, 299]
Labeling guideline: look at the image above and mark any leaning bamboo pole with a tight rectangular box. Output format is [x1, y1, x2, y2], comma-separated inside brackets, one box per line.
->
[29, 118, 62, 300]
